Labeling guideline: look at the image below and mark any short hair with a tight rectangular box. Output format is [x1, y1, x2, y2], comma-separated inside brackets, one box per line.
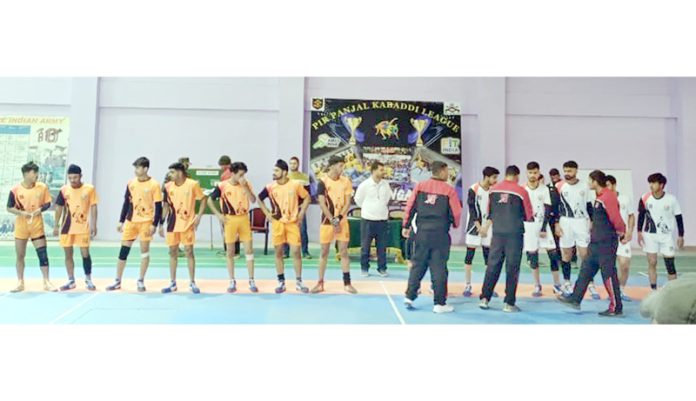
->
[67, 164, 82, 175]
[505, 165, 520, 176]
[539, 173, 544, 180]
[482, 166, 499, 178]
[21, 161, 39, 174]
[328, 155, 344, 167]
[589, 169, 607, 186]
[606, 175, 617, 185]
[168, 162, 186, 174]
[648, 172, 667, 186]
[563, 160, 578, 169]
[289, 156, 300, 163]
[371, 161, 384, 172]
[133, 157, 150, 169]
[526, 161, 540, 170]
[431, 161, 448, 176]
[178, 157, 190, 164]
[230, 162, 248, 174]
[218, 155, 231, 166]
[275, 159, 289, 172]
[549, 168, 560, 176]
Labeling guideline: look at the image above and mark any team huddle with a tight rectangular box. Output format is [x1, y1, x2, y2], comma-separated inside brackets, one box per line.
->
[5, 156, 685, 317]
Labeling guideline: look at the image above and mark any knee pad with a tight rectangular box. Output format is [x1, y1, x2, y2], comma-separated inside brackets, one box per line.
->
[465, 247, 476, 265]
[482, 246, 490, 265]
[118, 246, 131, 261]
[246, 254, 254, 261]
[527, 252, 539, 270]
[36, 246, 49, 267]
[664, 257, 677, 275]
[141, 252, 150, 259]
[547, 249, 560, 272]
[82, 256, 92, 275]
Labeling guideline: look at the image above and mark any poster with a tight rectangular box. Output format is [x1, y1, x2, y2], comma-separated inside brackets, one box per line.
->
[0, 116, 70, 240]
[309, 98, 463, 205]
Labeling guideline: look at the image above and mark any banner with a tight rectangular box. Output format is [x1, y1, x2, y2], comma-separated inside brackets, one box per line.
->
[309, 98, 463, 205]
[0, 116, 70, 240]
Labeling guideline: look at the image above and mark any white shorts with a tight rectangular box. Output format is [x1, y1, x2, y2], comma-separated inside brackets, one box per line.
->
[642, 233, 676, 257]
[523, 221, 556, 252]
[616, 241, 632, 258]
[466, 230, 492, 248]
[558, 217, 590, 249]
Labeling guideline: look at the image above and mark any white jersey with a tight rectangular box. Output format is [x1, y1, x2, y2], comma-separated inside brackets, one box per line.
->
[639, 192, 682, 235]
[617, 192, 635, 226]
[556, 180, 593, 219]
[525, 182, 551, 223]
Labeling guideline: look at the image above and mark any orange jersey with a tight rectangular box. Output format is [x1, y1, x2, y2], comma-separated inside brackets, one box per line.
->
[210, 180, 254, 216]
[317, 175, 353, 224]
[258, 180, 309, 224]
[7, 182, 52, 215]
[163, 178, 205, 232]
[56, 184, 99, 235]
[122, 177, 162, 223]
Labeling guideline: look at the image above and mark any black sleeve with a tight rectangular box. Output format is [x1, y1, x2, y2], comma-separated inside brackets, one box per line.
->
[258, 187, 269, 201]
[487, 193, 495, 220]
[41, 203, 51, 211]
[210, 186, 221, 200]
[316, 180, 327, 197]
[466, 188, 479, 222]
[542, 204, 551, 231]
[676, 214, 685, 237]
[153, 201, 162, 227]
[119, 186, 130, 223]
[637, 199, 646, 233]
[7, 191, 16, 208]
[586, 202, 594, 220]
[55, 191, 65, 206]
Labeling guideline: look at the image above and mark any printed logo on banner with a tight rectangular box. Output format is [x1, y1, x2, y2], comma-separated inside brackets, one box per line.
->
[444, 102, 461, 116]
[440, 137, 460, 155]
[312, 133, 341, 149]
[311, 98, 325, 112]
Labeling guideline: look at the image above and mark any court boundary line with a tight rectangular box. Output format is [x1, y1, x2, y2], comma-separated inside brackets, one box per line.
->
[49, 293, 99, 324]
[379, 281, 405, 325]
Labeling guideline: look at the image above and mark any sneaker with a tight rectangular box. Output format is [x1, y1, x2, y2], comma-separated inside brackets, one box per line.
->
[463, 284, 473, 297]
[85, 279, 96, 291]
[532, 285, 542, 297]
[404, 298, 415, 310]
[10, 281, 25, 293]
[552, 284, 564, 295]
[557, 294, 581, 310]
[562, 282, 572, 296]
[479, 298, 490, 310]
[227, 280, 237, 293]
[310, 281, 325, 294]
[60, 280, 76, 291]
[189, 282, 201, 294]
[43, 281, 58, 292]
[161, 281, 178, 294]
[360, 270, 369, 278]
[620, 290, 633, 302]
[274, 281, 286, 294]
[303, 253, 313, 260]
[588, 285, 601, 300]
[136, 280, 146, 292]
[105, 280, 121, 291]
[249, 279, 258, 293]
[433, 304, 455, 314]
[377, 269, 388, 278]
[295, 280, 309, 294]
[598, 309, 624, 317]
[502, 304, 521, 313]
[344, 284, 358, 294]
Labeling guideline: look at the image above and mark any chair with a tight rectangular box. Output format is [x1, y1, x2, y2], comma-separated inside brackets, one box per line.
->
[347, 207, 361, 218]
[388, 209, 405, 219]
[249, 208, 269, 255]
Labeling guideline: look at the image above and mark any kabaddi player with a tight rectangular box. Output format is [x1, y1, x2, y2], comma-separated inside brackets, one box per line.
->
[6, 161, 56, 292]
[557, 170, 626, 317]
[106, 157, 163, 292]
[160, 162, 207, 294]
[637, 173, 685, 289]
[285, 156, 313, 259]
[312, 155, 357, 294]
[208, 161, 258, 293]
[53, 164, 99, 291]
[606, 175, 636, 301]
[257, 159, 311, 293]
[463, 166, 499, 297]
[523, 162, 563, 296]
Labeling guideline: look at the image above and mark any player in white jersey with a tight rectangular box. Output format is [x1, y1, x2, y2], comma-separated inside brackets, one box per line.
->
[554, 160, 600, 299]
[637, 173, 685, 290]
[606, 175, 636, 301]
[523, 162, 563, 297]
[462, 166, 499, 297]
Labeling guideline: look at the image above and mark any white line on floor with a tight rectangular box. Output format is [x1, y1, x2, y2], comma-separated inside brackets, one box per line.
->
[379, 281, 405, 325]
[49, 293, 99, 324]
[639, 272, 649, 277]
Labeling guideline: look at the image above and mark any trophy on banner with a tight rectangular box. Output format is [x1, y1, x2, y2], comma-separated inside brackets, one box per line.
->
[345, 116, 362, 145]
[410, 117, 428, 147]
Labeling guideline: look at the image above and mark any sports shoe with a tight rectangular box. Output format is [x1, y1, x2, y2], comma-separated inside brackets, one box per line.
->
[275, 281, 286, 294]
[588, 285, 601, 300]
[598, 309, 624, 317]
[557, 294, 581, 310]
[503, 304, 521, 313]
[10, 281, 25, 293]
[562, 282, 572, 296]
[249, 279, 258, 293]
[433, 304, 454, 314]
[404, 298, 415, 310]
[136, 280, 146, 292]
[105, 280, 121, 291]
[310, 281, 325, 294]
[360, 270, 369, 278]
[620, 290, 633, 302]
[227, 280, 237, 293]
[85, 279, 96, 291]
[43, 281, 58, 292]
[161, 281, 178, 294]
[462, 284, 473, 297]
[303, 253, 313, 260]
[377, 269, 388, 278]
[189, 282, 200, 294]
[479, 298, 490, 310]
[552, 284, 564, 295]
[60, 280, 76, 291]
[295, 280, 309, 294]
[344, 284, 358, 294]
[532, 285, 542, 297]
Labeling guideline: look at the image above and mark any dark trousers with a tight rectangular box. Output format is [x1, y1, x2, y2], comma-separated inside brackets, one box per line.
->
[570, 240, 623, 312]
[360, 219, 387, 272]
[405, 231, 450, 306]
[283, 214, 309, 256]
[480, 233, 523, 305]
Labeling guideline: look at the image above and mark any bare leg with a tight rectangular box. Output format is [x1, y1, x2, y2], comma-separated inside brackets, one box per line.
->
[14, 239, 28, 282]
[116, 240, 134, 281]
[647, 253, 658, 287]
[226, 242, 236, 280]
[168, 245, 178, 281]
[185, 245, 195, 282]
[138, 240, 150, 281]
[64, 246, 75, 279]
[245, 240, 254, 279]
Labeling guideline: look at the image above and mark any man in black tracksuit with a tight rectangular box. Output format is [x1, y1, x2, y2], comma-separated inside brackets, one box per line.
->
[558, 170, 626, 316]
[402, 161, 462, 314]
[479, 165, 534, 312]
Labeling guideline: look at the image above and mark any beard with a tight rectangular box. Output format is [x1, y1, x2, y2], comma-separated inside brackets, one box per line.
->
[564, 175, 575, 181]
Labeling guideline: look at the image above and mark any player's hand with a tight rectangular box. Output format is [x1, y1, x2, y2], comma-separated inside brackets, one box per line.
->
[637, 232, 644, 247]
[555, 225, 563, 238]
[620, 235, 629, 245]
[158, 225, 165, 238]
[479, 227, 488, 237]
[52, 226, 59, 237]
[402, 228, 411, 238]
[623, 232, 632, 243]
[539, 231, 547, 239]
[677, 237, 684, 249]
[117, 223, 123, 233]
[91, 226, 98, 239]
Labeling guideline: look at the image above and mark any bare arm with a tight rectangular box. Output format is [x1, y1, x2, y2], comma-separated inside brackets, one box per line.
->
[90, 204, 98, 237]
